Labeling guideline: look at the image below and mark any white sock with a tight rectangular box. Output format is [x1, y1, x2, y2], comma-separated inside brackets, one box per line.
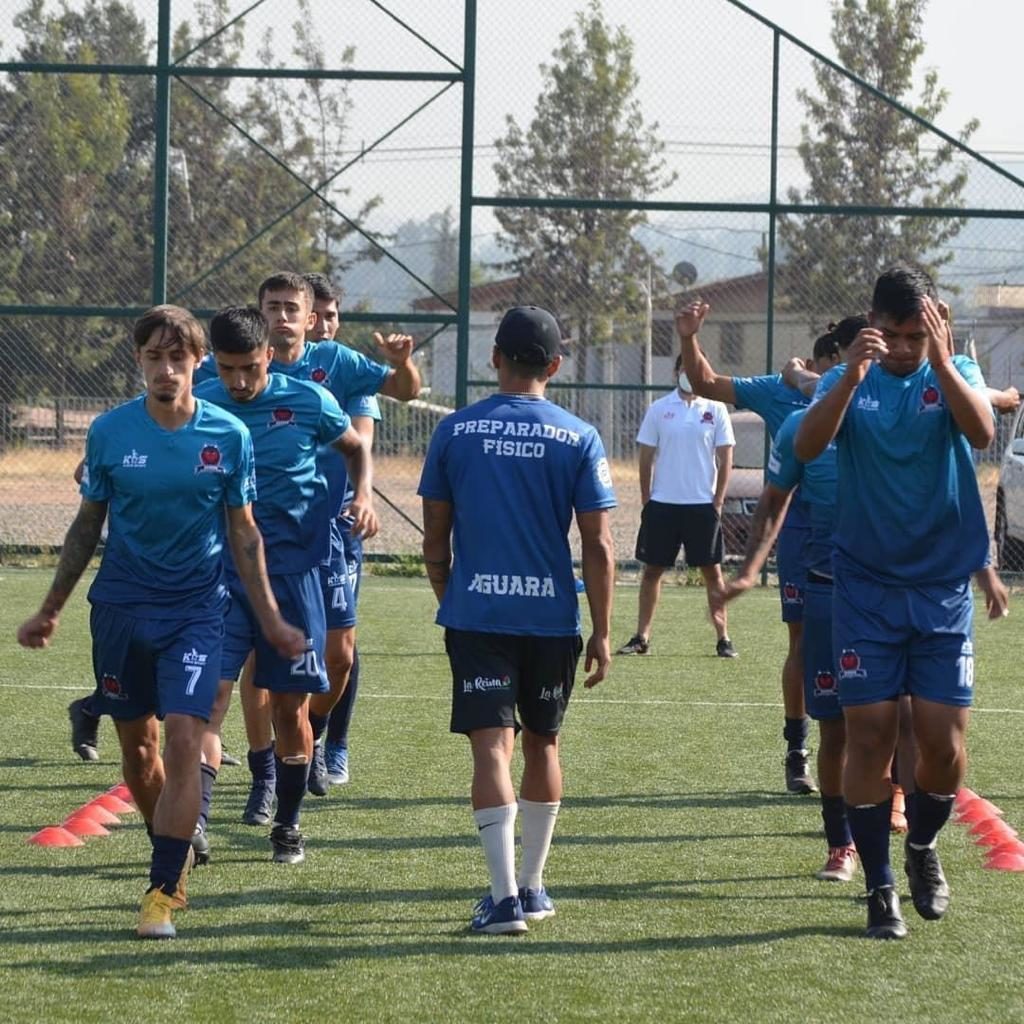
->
[517, 799, 561, 891]
[473, 803, 517, 903]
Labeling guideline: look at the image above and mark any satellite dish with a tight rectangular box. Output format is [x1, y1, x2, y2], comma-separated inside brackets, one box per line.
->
[672, 261, 698, 287]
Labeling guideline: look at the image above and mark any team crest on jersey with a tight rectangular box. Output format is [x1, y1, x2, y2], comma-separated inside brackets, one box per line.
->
[838, 648, 867, 679]
[918, 385, 944, 413]
[701, 410, 714, 423]
[663, 411, 675, 419]
[813, 670, 837, 698]
[121, 449, 148, 468]
[782, 581, 803, 605]
[196, 444, 225, 474]
[310, 367, 329, 385]
[101, 674, 127, 700]
[269, 407, 295, 428]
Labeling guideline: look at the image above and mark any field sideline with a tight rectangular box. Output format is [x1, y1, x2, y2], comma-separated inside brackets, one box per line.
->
[1, 570, 1023, 1023]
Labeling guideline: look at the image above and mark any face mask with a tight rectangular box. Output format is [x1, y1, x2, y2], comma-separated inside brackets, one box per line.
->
[677, 371, 692, 393]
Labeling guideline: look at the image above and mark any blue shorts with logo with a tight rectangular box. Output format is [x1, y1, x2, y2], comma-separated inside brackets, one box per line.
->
[222, 567, 329, 694]
[776, 525, 807, 624]
[832, 558, 974, 708]
[319, 516, 360, 630]
[90, 603, 223, 721]
[801, 580, 841, 721]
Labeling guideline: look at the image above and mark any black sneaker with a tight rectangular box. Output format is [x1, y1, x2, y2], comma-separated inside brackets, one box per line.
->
[270, 824, 305, 865]
[190, 825, 210, 866]
[220, 748, 241, 767]
[68, 697, 100, 761]
[784, 749, 818, 794]
[864, 885, 907, 940]
[616, 634, 650, 655]
[307, 741, 329, 796]
[716, 637, 738, 658]
[904, 840, 950, 920]
[242, 783, 274, 826]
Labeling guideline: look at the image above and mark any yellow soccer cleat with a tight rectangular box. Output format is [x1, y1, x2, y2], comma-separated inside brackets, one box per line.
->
[137, 888, 179, 939]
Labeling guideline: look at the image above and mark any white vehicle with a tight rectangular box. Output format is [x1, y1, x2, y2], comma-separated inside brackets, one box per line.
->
[995, 406, 1024, 570]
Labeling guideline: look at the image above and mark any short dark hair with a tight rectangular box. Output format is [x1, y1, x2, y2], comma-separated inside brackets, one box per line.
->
[258, 271, 315, 308]
[302, 272, 342, 307]
[872, 265, 937, 323]
[209, 306, 269, 354]
[133, 304, 205, 360]
[812, 314, 869, 360]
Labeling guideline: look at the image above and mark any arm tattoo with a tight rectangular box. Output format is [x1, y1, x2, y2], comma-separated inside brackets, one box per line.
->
[44, 502, 106, 615]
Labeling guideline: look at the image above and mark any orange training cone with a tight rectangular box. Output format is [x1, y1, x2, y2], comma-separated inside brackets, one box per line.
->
[28, 826, 84, 847]
[63, 812, 110, 838]
[92, 792, 134, 815]
[79, 802, 122, 827]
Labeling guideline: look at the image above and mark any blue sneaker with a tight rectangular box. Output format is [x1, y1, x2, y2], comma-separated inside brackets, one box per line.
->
[470, 894, 527, 935]
[518, 886, 555, 921]
[324, 741, 349, 785]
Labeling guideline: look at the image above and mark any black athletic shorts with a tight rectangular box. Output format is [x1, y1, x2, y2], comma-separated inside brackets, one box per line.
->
[634, 500, 723, 568]
[445, 629, 583, 736]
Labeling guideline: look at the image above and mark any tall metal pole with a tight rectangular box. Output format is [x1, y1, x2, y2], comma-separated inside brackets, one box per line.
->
[152, 0, 172, 304]
[455, 0, 477, 409]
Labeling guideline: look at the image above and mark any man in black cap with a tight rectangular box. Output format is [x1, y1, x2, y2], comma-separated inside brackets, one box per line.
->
[418, 305, 617, 934]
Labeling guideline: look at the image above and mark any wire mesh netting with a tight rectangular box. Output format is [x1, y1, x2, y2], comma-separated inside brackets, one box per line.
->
[2, 0, 1022, 567]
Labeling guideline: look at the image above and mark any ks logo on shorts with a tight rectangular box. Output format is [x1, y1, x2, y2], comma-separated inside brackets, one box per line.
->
[813, 670, 837, 698]
[101, 673, 128, 700]
[782, 581, 803, 605]
[838, 648, 867, 680]
[269, 407, 295, 428]
[919, 385, 944, 413]
[196, 444, 225, 474]
[310, 367, 330, 385]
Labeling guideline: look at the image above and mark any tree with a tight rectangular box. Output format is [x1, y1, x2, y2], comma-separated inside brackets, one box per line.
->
[778, 0, 977, 323]
[492, 0, 675, 388]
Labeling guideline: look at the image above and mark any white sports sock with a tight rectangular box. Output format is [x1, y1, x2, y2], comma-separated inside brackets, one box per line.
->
[473, 803, 517, 903]
[517, 799, 561, 891]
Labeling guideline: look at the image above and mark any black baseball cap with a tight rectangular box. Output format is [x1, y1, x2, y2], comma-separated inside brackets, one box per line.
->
[495, 306, 562, 365]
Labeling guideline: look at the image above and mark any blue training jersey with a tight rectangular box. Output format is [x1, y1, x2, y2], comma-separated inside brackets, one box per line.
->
[767, 409, 837, 577]
[81, 396, 255, 617]
[418, 393, 617, 637]
[195, 374, 350, 574]
[814, 356, 991, 583]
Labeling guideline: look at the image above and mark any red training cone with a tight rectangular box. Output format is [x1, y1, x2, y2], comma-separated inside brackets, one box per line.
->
[28, 826, 84, 847]
[969, 817, 1014, 840]
[984, 851, 1024, 872]
[974, 820, 1019, 847]
[62, 812, 110, 838]
[92, 793, 134, 815]
[79, 802, 122, 827]
[985, 838, 1024, 860]
[107, 783, 134, 803]
[957, 798, 1004, 825]
[954, 787, 978, 812]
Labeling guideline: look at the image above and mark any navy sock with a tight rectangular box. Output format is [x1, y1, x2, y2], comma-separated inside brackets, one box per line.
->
[327, 647, 359, 747]
[197, 763, 217, 832]
[274, 756, 309, 828]
[783, 717, 808, 753]
[248, 744, 276, 787]
[846, 800, 894, 891]
[309, 712, 328, 744]
[820, 793, 852, 848]
[149, 834, 192, 896]
[906, 790, 955, 848]
[82, 695, 101, 719]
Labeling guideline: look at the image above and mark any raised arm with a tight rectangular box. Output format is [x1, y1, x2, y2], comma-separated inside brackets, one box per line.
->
[782, 357, 821, 399]
[676, 302, 737, 405]
[331, 425, 378, 539]
[577, 507, 614, 689]
[421, 498, 453, 603]
[17, 498, 107, 647]
[375, 333, 422, 401]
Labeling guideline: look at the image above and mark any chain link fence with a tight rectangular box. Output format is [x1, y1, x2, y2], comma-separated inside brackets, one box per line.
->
[2, 0, 1022, 568]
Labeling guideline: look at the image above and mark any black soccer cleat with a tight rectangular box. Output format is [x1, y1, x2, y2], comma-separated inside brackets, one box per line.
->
[219, 748, 241, 767]
[904, 840, 950, 920]
[716, 637, 738, 658]
[68, 697, 100, 761]
[242, 783, 274, 826]
[616, 634, 650, 655]
[190, 825, 210, 866]
[784, 749, 818, 795]
[270, 824, 305, 865]
[864, 885, 907, 940]
[307, 741, 329, 797]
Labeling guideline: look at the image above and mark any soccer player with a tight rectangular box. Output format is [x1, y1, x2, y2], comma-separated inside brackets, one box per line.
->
[678, 303, 826, 794]
[419, 305, 616, 934]
[616, 354, 737, 657]
[17, 305, 305, 938]
[795, 266, 995, 940]
[194, 305, 375, 864]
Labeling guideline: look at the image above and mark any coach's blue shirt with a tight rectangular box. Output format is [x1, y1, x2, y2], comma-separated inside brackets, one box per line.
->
[767, 409, 837, 577]
[814, 356, 990, 583]
[195, 374, 350, 574]
[418, 393, 617, 636]
[81, 396, 255, 616]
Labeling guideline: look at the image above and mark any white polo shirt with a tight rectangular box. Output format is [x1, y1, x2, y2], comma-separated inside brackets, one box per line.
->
[637, 391, 734, 505]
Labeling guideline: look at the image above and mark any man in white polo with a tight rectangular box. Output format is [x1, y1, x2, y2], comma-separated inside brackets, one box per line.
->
[618, 355, 737, 657]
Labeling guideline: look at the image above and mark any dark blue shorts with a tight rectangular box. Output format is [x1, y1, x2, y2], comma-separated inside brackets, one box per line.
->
[320, 518, 358, 630]
[90, 603, 223, 721]
[222, 568, 329, 694]
[340, 515, 365, 607]
[801, 580, 841, 721]
[776, 525, 807, 624]
[832, 559, 974, 708]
